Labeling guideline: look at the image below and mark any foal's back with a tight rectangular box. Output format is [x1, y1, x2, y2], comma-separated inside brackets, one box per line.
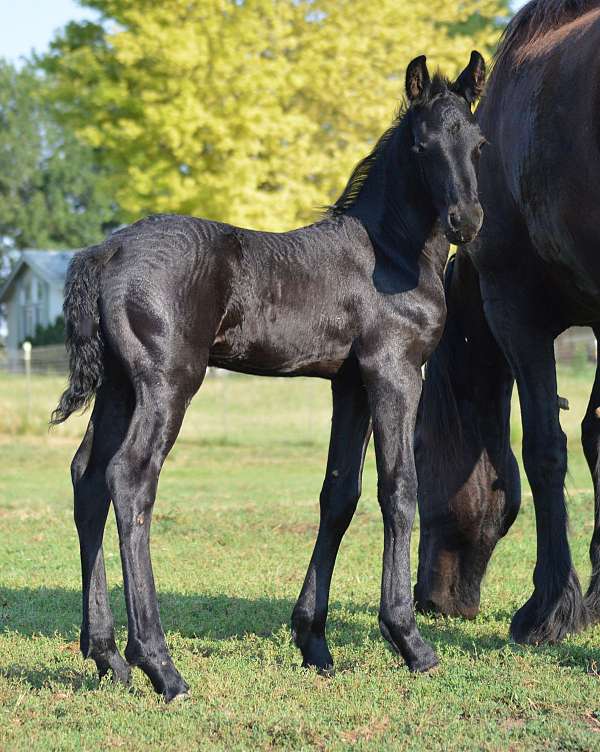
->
[99, 212, 378, 379]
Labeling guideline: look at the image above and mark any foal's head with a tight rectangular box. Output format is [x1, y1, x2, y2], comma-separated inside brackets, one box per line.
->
[405, 51, 487, 244]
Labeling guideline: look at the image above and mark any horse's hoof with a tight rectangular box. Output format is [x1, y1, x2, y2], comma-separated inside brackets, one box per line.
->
[510, 574, 587, 644]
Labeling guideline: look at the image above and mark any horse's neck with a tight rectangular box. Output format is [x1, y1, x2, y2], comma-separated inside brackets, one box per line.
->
[348, 131, 440, 268]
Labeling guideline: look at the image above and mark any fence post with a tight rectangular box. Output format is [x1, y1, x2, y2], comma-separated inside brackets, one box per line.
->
[22, 341, 32, 428]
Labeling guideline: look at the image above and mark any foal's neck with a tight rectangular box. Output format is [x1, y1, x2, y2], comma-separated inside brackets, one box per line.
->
[347, 117, 444, 293]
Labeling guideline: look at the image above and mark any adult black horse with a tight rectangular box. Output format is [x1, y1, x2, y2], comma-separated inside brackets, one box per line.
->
[415, 0, 600, 645]
[51, 54, 487, 700]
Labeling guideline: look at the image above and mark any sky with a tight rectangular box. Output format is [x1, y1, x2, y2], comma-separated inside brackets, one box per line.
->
[0, 0, 527, 66]
[0, 0, 99, 64]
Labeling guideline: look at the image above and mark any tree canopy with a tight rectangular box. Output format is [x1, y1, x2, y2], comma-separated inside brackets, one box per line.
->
[0, 60, 120, 254]
[43, 0, 508, 231]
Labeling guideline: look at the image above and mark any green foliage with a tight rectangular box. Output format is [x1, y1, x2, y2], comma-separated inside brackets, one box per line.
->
[0, 60, 121, 258]
[19, 315, 65, 348]
[42, 0, 509, 231]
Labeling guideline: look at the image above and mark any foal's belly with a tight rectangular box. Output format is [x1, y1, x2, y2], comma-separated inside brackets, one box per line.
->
[208, 305, 356, 378]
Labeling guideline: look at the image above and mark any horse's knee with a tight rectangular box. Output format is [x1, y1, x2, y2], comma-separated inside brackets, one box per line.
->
[522, 430, 567, 490]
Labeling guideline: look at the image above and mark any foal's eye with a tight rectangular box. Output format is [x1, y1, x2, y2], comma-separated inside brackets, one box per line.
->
[412, 142, 427, 154]
[476, 138, 488, 152]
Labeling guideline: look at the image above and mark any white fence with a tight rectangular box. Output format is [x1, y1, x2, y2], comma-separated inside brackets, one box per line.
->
[0, 327, 597, 377]
[0, 344, 68, 374]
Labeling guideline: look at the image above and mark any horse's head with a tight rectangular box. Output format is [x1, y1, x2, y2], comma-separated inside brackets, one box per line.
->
[405, 52, 487, 244]
[414, 252, 521, 619]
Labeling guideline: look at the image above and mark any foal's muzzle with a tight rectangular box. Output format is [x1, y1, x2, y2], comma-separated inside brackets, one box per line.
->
[444, 202, 483, 245]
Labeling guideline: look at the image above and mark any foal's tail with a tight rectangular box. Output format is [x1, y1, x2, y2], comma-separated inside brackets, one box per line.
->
[51, 244, 113, 425]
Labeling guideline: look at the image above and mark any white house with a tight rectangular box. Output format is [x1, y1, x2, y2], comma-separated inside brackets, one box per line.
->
[0, 250, 75, 350]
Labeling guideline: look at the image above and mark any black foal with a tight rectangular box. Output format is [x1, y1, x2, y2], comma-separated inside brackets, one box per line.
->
[52, 52, 487, 700]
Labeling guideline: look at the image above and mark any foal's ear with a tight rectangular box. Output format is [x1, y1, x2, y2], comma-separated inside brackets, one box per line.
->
[452, 50, 486, 105]
[406, 55, 431, 102]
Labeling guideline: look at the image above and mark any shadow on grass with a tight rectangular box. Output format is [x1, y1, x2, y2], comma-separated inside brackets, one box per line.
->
[2, 586, 599, 689]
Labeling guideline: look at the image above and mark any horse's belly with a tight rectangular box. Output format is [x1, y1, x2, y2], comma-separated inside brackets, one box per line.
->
[208, 309, 355, 377]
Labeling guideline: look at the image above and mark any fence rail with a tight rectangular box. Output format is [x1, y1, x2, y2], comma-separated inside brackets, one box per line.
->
[0, 326, 597, 377]
[0, 344, 68, 374]
[554, 327, 597, 364]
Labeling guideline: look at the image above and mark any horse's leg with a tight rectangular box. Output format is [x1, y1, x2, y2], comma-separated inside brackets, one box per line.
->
[292, 363, 371, 671]
[581, 327, 600, 620]
[482, 287, 586, 643]
[362, 355, 438, 672]
[106, 362, 207, 701]
[72, 372, 133, 684]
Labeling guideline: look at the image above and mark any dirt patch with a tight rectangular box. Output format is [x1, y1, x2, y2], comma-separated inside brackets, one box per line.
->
[271, 522, 317, 536]
[584, 712, 600, 733]
[501, 717, 525, 731]
[340, 716, 390, 745]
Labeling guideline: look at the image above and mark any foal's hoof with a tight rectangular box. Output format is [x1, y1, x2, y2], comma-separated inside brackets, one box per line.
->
[293, 630, 334, 673]
[155, 671, 190, 703]
[379, 619, 439, 673]
[164, 685, 190, 703]
[301, 660, 335, 678]
[406, 646, 439, 674]
[95, 650, 132, 687]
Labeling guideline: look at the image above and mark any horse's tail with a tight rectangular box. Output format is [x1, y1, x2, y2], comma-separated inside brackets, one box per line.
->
[50, 244, 112, 425]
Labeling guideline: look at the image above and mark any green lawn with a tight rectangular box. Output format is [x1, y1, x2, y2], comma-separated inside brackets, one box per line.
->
[1, 365, 600, 750]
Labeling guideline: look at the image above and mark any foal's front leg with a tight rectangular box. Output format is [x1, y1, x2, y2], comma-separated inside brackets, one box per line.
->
[292, 364, 371, 671]
[363, 357, 438, 672]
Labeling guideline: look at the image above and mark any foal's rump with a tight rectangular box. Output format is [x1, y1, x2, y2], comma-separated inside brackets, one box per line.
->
[52, 214, 236, 423]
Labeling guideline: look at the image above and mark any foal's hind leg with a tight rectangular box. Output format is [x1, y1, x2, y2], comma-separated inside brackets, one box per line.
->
[72, 375, 133, 684]
[292, 362, 371, 671]
[106, 363, 206, 701]
[581, 327, 600, 620]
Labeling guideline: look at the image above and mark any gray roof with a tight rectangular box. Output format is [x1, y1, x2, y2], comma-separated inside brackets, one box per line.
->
[0, 249, 76, 302]
[21, 250, 75, 285]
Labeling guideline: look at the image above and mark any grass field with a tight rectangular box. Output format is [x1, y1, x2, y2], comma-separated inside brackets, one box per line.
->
[1, 364, 600, 750]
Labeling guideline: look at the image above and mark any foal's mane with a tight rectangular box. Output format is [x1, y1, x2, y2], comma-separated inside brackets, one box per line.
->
[495, 0, 600, 69]
[328, 74, 451, 217]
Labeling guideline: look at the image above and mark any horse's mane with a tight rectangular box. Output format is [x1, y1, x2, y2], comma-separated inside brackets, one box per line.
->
[495, 0, 600, 68]
[328, 74, 451, 216]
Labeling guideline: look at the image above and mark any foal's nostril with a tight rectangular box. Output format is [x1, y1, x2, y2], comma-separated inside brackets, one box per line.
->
[448, 211, 461, 230]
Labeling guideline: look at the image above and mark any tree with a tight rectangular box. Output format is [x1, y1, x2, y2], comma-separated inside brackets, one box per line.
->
[0, 60, 121, 258]
[42, 0, 508, 231]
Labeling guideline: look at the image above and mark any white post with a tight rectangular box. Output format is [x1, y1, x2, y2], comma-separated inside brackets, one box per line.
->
[22, 341, 32, 428]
